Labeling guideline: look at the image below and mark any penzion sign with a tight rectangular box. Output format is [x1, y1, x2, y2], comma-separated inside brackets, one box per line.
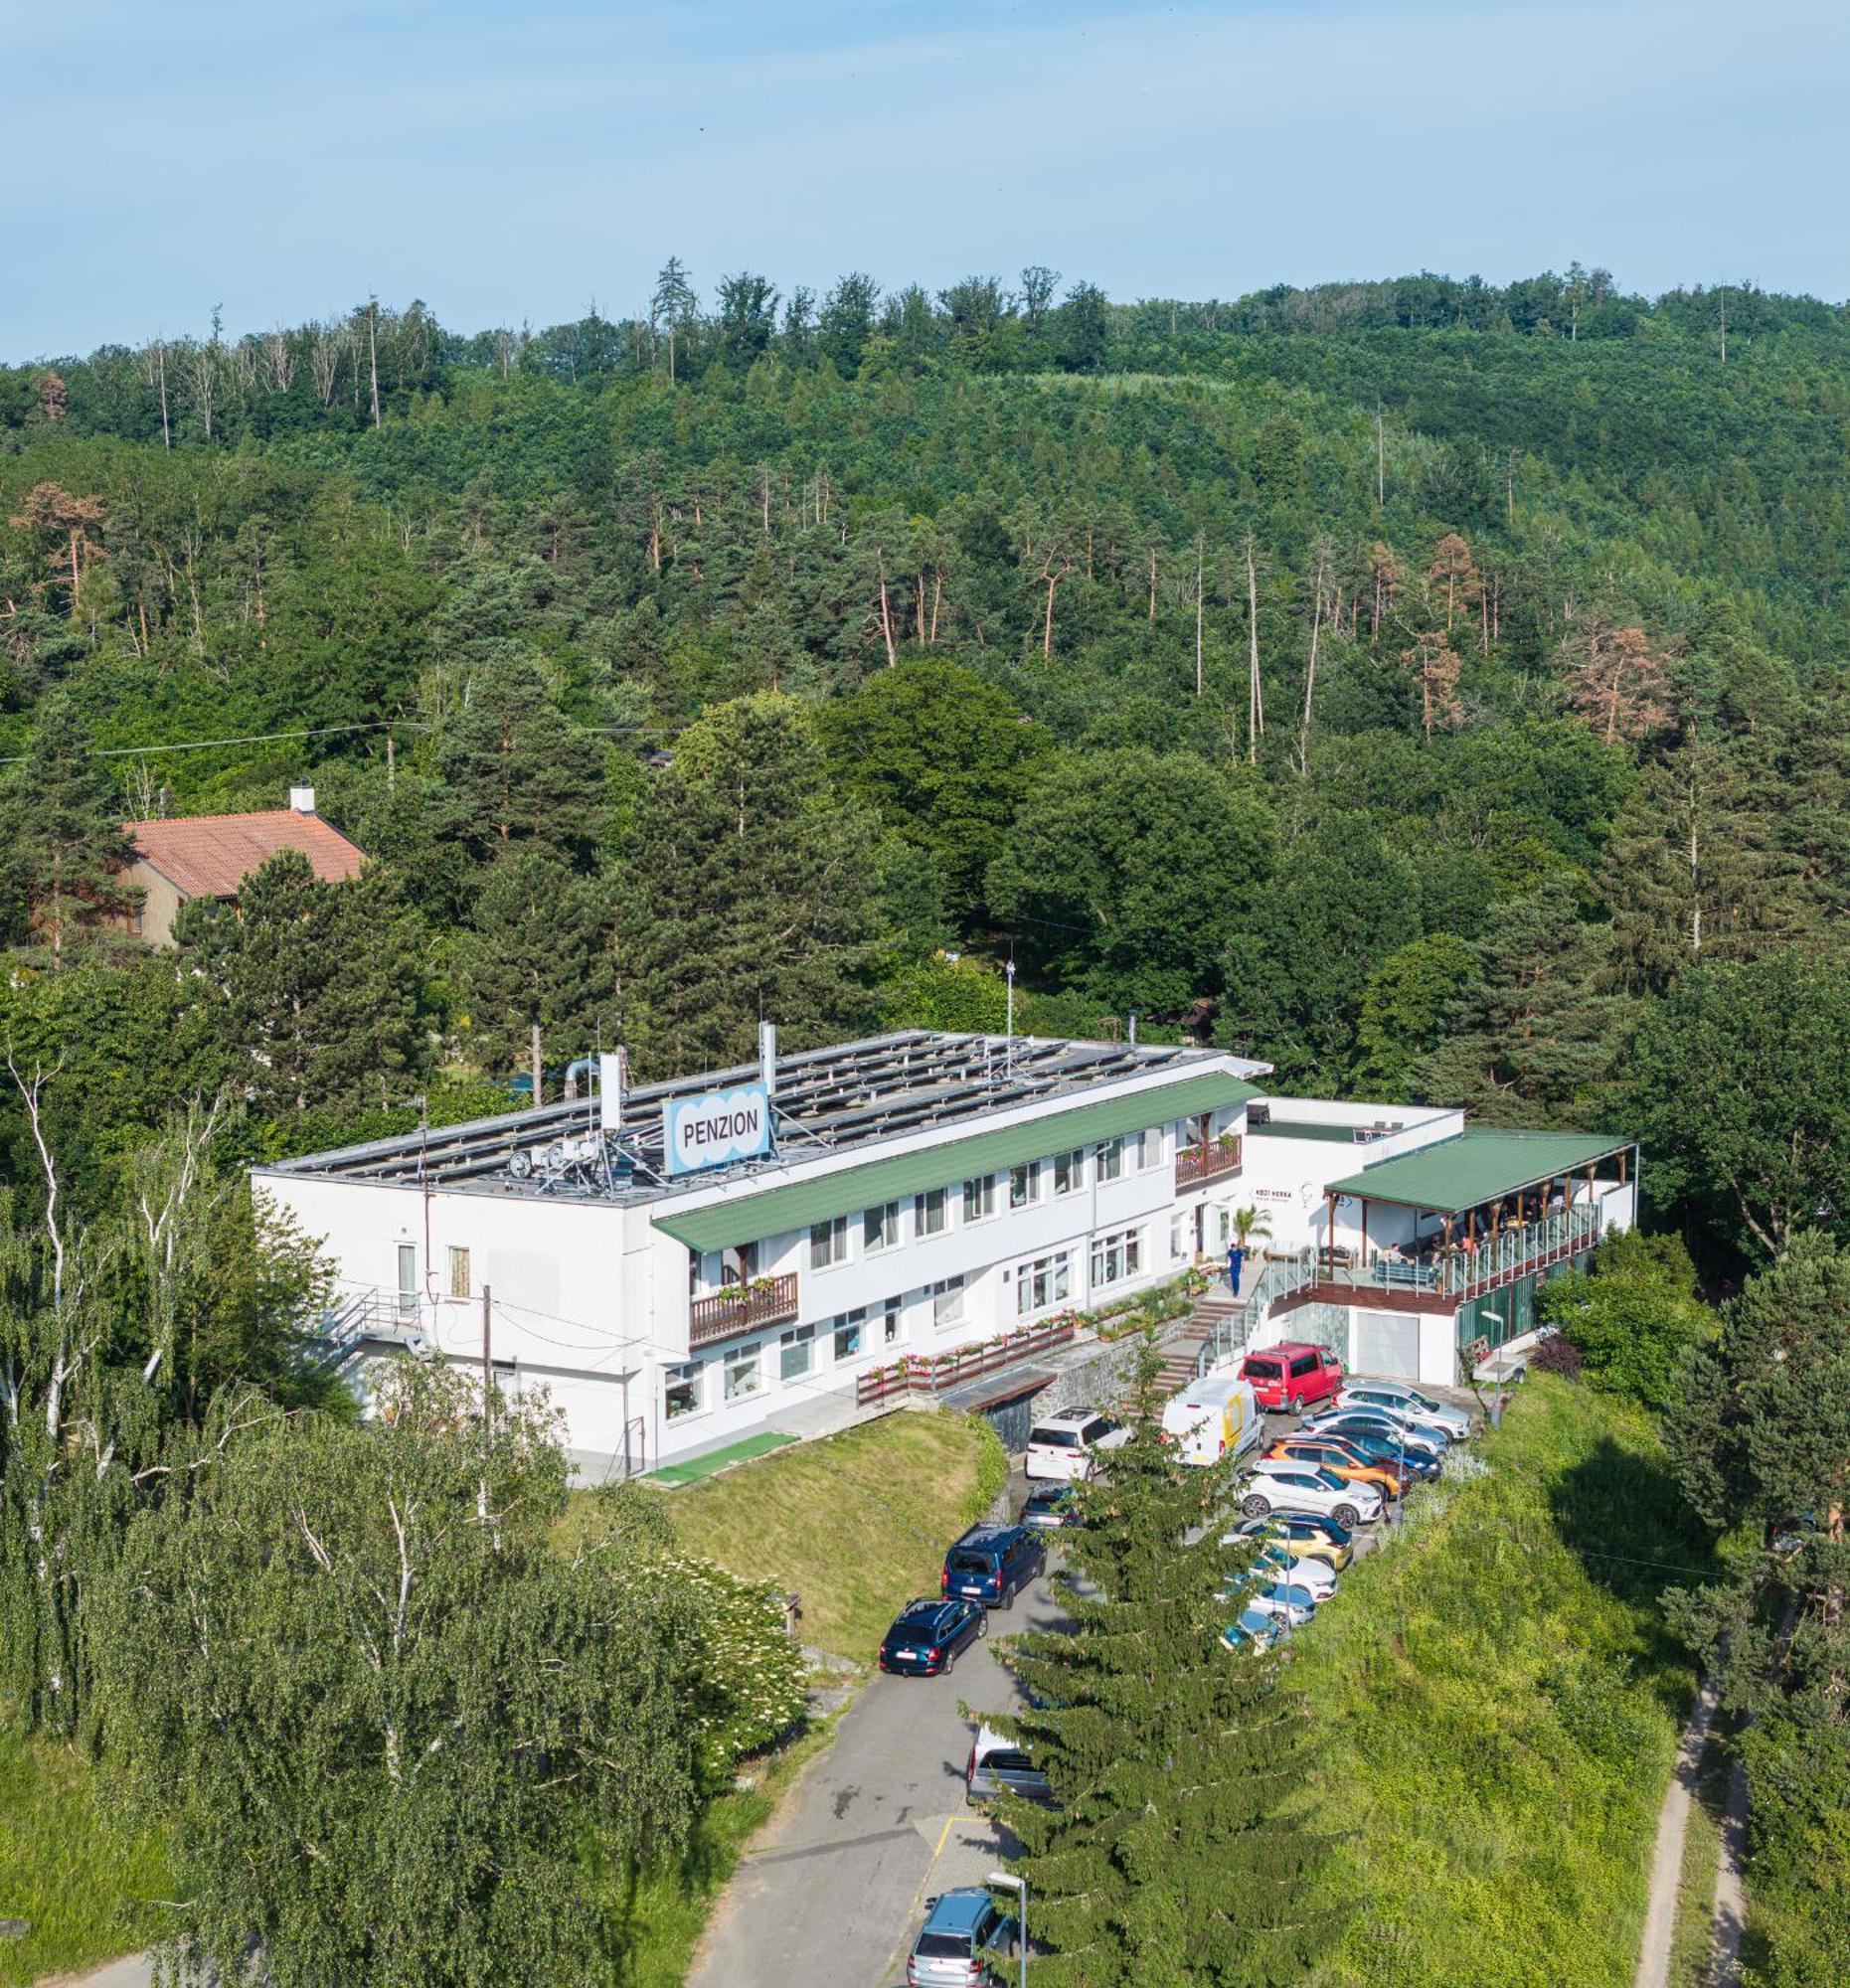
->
[666, 1082, 773, 1176]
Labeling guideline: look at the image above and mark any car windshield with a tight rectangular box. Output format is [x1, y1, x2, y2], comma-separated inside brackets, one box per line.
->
[1311, 1467, 1348, 1490]
[1307, 1516, 1351, 1543]
[915, 1932, 973, 1959]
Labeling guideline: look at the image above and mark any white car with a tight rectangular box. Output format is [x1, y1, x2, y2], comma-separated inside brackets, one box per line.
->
[1240, 1458, 1383, 1531]
[1336, 1382, 1472, 1442]
[1235, 1538, 1336, 1600]
[1240, 1576, 1321, 1628]
[1024, 1408, 1130, 1482]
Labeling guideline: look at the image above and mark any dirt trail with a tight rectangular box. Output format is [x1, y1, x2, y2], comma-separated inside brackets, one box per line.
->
[1634, 1674, 1720, 1988]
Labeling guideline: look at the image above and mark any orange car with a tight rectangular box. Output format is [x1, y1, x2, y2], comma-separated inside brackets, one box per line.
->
[1262, 1434, 1407, 1501]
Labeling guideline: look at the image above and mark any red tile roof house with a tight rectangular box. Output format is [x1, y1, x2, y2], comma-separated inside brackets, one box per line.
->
[122, 786, 367, 945]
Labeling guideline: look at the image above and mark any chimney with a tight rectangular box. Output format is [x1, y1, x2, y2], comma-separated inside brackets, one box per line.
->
[598, 1050, 625, 1137]
[289, 785, 316, 815]
[758, 1021, 778, 1096]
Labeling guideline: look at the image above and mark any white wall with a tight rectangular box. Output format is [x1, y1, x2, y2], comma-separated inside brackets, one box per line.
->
[1243, 1102, 1462, 1254]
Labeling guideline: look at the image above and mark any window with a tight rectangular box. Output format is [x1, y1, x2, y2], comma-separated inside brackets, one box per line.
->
[447, 1245, 471, 1300]
[1009, 1162, 1040, 1210]
[930, 1275, 967, 1332]
[962, 1175, 996, 1223]
[1289, 1353, 1318, 1378]
[397, 1243, 418, 1319]
[1094, 1138, 1123, 1183]
[723, 1344, 761, 1403]
[1169, 1213, 1189, 1261]
[1016, 1250, 1071, 1317]
[864, 1201, 901, 1253]
[915, 1187, 946, 1238]
[664, 1361, 702, 1420]
[1137, 1127, 1164, 1170]
[833, 1311, 865, 1362]
[809, 1217, 847, 1269]
[778, 1324, 814, 1382]
[881, 1297, 905, 1346]
[1091, 1227, 1142, 1288]
[722, 1241, 758, 1286]
[1053, 1149, 1084, 1195]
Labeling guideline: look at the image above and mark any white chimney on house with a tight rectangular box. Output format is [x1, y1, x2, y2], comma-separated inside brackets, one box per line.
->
[289, 785, 316, 814]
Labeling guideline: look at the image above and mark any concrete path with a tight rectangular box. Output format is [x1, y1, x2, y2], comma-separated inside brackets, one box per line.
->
[40, 1953, 154, 1987]
[687, 1573, 1065, 1988]
[1634, 1672, 1721, 1988]
[1710, 1750, 1750, 1984]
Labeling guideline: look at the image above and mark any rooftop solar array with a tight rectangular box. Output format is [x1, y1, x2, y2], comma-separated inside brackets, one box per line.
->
[266, 1031, 1238, 1203]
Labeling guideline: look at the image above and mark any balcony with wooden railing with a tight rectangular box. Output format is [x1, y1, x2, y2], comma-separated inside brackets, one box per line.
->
[689, 1272, 800, 1349]
[1175, 1136, 1243, 1191]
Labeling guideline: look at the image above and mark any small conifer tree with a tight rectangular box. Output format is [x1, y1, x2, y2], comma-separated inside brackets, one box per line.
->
[991, 1344, 1342, 1985]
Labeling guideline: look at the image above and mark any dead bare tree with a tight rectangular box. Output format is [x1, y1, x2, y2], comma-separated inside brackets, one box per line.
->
[141, 338, 172, 448]
[308, 323, 342, 406]
[264, 326, 295, 394]
[184, 339, 218, 441]
[1244, 532, 1265, 762]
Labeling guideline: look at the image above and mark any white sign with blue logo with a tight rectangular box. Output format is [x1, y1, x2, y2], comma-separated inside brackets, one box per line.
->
[666, 1082, 772, 1176]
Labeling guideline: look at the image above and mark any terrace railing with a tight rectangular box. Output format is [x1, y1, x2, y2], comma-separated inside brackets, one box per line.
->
[1298, 1202, 1603, 1304]
[856, 1315, 1079, 1408]
[1175, 1138, 1243, 1190]
[690, 1272, 800, 1349]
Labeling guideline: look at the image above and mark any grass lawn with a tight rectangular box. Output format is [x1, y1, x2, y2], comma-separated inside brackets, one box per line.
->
[0, 1701, 170, 1988]
[563, 1408, 1007, 1661]
[1294, 1375, 1720, 1988]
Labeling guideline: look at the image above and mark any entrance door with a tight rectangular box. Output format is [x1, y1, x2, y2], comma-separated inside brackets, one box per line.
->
[396, 1243, 418, 1320]
[1193, 1204, 1206, 1257]
[1356, 1309, 1421, 1382]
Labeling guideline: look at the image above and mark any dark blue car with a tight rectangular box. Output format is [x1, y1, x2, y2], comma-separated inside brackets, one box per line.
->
[880, 1597, 987, 1677]
[942, 1523, 1047, 1609]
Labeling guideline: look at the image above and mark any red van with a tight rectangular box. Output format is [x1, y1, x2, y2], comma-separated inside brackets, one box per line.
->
[1239, 1342, 1345, 1413]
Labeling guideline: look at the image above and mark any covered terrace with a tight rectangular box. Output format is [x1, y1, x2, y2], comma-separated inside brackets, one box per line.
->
[1278, 1127, 1639, 1315]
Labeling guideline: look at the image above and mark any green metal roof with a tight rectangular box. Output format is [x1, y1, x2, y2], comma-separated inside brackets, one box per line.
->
[1323, 1127, 1633, 1215]
[652, 1071, 1262, 1253]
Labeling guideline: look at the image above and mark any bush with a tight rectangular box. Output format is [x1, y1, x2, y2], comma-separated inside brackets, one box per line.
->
[1529, 1330, 1585, 1380]
[1538, 1229, 1713, 1408]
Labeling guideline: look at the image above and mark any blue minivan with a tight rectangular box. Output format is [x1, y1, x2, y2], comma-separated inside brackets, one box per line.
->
[941, 1522, 1047, 1610]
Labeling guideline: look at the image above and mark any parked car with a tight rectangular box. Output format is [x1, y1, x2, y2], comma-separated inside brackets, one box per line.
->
[1303, 1408, 1449, 1464]
[1160, 1373, 1261, 1465]
[942, 1523, 1047, 1610]
[907, 1888, 1019, 1987]
[1235, 1575, 1321, 1628]
[1240, 1458, 1382, 1531]
[1263, 1434, 1409, 1501]
[1025, 1408, 1129, 1481]
[1019, 1482, 1083, 1530]
[1239, 1342, 1345, 1413]
[1305, 1425, 1440, 1482]
[1338, 1381, 1472, 1441]
[1227, 1511, 1354, 1572]
[1221, 1603, 1287, 1653]
[880, 1597, 987, 1677]
[1242, 1538, 1337, 1599]
[966, 1723, 1056, 1806]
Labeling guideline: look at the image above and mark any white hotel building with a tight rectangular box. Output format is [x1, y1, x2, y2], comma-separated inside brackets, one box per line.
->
[257, 1032, 1265, 1474]
[256, 1030, 1638, 1474]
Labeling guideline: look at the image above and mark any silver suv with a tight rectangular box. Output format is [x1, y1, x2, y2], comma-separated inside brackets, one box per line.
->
[907, 1887, 1018, 1986]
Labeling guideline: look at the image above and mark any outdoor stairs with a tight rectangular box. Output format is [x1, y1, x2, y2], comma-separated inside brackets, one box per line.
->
[1158, 1294, 1240, 1392]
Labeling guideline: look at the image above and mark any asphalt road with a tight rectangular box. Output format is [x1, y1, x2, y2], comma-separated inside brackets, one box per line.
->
[687, 1559, 1065, 1988]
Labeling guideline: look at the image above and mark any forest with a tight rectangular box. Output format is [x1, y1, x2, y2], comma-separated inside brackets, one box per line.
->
[1, 261, 1848, 1982]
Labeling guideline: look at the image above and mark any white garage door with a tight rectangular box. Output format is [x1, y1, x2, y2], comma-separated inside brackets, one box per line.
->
[1355, 1310, 1421, 1382]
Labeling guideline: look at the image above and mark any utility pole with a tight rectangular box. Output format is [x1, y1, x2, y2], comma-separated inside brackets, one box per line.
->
[481, 1283, 494, 1427]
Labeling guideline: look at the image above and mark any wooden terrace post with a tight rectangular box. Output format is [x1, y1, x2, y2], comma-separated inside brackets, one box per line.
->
[1324, 1192, 1335, 1282]
[1359, 1198, 1369, 1274]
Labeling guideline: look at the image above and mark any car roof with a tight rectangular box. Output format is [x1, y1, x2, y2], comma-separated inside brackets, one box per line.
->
[1249, 1341, 1329, 1358]
[925, 1889, 995, 1933]
[954, 1522, 1017, 1547]
[1034, 1408, 1102, 1429]
[899, 1596, 960, 1620]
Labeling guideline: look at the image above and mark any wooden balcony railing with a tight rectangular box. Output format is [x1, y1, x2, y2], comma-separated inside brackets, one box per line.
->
[690, 1272, 800, 1349]
[1175, 1138, 1242, 1190]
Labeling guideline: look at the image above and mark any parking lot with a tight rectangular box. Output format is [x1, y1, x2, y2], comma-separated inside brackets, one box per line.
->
[690, 1379, 1475, 1987]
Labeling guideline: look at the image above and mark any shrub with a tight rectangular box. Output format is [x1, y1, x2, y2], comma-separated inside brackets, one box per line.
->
[1529, 1329, 1585, 1380]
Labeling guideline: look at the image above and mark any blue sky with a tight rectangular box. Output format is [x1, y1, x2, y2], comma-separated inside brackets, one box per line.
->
[8, 0, 1848, 356]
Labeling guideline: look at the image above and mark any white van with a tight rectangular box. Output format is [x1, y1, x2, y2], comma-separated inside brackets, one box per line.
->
[1161, 1374, 1261, 1467]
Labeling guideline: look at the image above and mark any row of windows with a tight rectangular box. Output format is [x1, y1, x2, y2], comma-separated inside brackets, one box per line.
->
[807, 1131, 1167, 1271]
[1010, 1225, 1147, 1320]
[665, 1280, 969, 1421]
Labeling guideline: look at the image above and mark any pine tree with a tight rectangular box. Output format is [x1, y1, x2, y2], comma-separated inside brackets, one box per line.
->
[610, 693, 883, 1077]
[0, 690, 140, 958]
[454, 845, 609, 1096]
[427, 654, 606, 869]
[177, 850, 424, 1118]
[989, 1347, 1342, 1986]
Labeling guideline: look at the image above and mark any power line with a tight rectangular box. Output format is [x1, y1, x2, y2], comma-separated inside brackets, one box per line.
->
[0, 717, 428, 765]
